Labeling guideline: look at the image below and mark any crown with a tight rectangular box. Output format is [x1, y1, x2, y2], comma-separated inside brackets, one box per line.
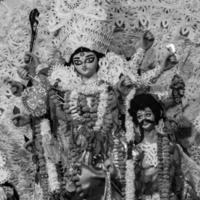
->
[48, 0, 114, 62]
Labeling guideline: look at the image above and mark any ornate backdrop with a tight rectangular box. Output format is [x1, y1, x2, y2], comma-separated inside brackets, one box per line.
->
[1, 0, 200, 199]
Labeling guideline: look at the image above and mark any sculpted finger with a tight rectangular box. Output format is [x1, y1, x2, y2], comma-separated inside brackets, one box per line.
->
[76, 186, 82, 193]
[24, 54, 31, 64]
[79, 192, 85, 197]
[72, 176, 80, 182]
[75, 181, 81, 187]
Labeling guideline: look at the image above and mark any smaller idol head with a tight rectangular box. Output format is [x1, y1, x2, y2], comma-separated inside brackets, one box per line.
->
[128, 93, 164, 132]
[69, 47, 104, 78]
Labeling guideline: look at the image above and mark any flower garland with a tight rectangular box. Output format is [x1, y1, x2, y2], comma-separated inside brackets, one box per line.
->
[104, 170, 112, 200]
[32, 120, 49, 200]
[61, 81, 115, 197]
[64, 82, 109, 132]
[32, 119, 61, 199]
[0, 151, 11, 185]
[40, 119, 60, 193]
[125, 88, 136, 200]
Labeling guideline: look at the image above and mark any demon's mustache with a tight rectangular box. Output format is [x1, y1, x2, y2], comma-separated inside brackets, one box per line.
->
[139, 119, 155, 127]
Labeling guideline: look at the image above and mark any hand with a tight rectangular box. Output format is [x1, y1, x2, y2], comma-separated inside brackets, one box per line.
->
[156, 119, 172, 135]
[142, 30, 155, 51]
[49, 90, 66, 120]
[117, 75, 133, 95]
[17, 67, 29, 80]
[155, 119, 165, 135]
[23, 52, 40, 77]
[170, 74, 185, 104]
[9, 80, 24, 96]
[49, 90, 62, 105]
[12, 114, 30, 127]
[104, 159, 117, 177]
[121, 75, 133, 87]
[0, 187, 6, 200]
[24, 52, 40, 66]
[71, 171, 85, 199]
[163, 54, 178, 71]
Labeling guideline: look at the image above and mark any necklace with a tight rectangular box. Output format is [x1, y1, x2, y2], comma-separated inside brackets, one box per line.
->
[138, 142, 158, 168]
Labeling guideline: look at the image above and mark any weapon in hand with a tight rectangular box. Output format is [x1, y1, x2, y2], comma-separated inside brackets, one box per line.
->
[24, 8, 40, 65]
[29, 8, 40, 53]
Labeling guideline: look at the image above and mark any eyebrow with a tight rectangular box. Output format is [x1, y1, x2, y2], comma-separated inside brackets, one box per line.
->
[86, 54, 95, 58]
[73, 57, 80, 60]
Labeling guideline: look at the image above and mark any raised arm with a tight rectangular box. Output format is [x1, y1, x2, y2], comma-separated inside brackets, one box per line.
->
[128, 31, 155, 73]
[139, 53, 178, 87]
[161, 74, 185, 110]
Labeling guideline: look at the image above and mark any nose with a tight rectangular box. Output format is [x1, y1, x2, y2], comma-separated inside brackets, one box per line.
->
[81, 63, 87, 69]
[83, 61, 87, 67]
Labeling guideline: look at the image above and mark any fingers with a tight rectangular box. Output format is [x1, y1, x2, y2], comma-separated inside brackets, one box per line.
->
[121, 76, 133, 87]
[0, 187, 6, 200]
[72, 175, 80, 182]
[124, 78, 132, 87]
[142, 31, 154, 50]
[49, 90, 61, 104]
[104, 159, 112, 169]
[9, 81, 24, 96]
[17, 67, 29, 79]
[143, 30, 154, 41]
[24, 52, 38, 64]
[12, 114, 21, 127]
[71, 174, 85, 198]
[164, 53, 178, 71]
[24, 54, 31, 64]
[171, 75, 185, 89]
[104, 159, 115, 174]
[12, 114, 30, 127]
[168, 54, 178, 64]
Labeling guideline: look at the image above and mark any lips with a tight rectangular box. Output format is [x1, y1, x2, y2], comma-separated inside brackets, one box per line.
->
[139, 119, 154, 129]
[142, 122, 151, 129]
[82, 67, 88, 71]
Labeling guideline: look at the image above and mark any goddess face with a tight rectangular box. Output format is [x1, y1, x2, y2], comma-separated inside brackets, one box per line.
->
[73, 51, 98, 78]
[136, 107, 155, 131]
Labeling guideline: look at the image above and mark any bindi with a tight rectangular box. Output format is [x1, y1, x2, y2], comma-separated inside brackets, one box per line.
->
[80, 52, 85, 56]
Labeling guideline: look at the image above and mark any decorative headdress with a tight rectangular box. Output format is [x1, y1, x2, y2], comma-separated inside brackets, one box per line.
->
[48, 0, 114, 62]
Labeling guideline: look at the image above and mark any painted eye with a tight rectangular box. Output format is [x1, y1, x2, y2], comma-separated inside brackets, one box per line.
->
[73, 60, 82, 65]
[86, 57, 95, 63]
[146, 113, 152, 117]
